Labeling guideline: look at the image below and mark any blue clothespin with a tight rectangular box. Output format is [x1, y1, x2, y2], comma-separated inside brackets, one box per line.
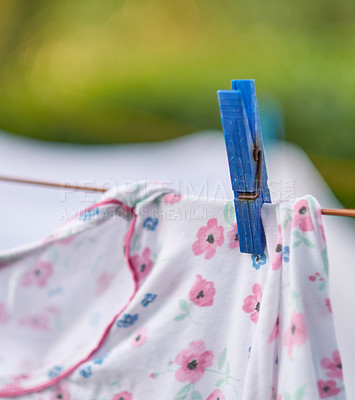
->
[217, 79, 271, 255]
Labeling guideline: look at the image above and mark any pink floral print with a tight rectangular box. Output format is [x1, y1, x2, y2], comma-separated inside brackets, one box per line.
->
[163, 193, 183, 204]
[0, 303, 9, 324]
[207, 389, 225, 400]
[227, 223, 239, 249]
[242, 283, 262, 324]
[112, 391, 133, 400]
[271, 387, 282, 400]
[321, 350, 343, 380]
[192, 218, 224, 260]
[131, 327, 148, 348]
[272, 225, 283, 270]
[189, 275, 216, 307]
[19, 313, 49, 331]
[317, 208, 326, 242]
[96, 273, 115, 295]
[317, 379, 341, 398]
[325, 298, 333, 313]
[175, 341, 214, 383]
[284, 312, 307, 356]
[292, 199, 314, 231]
[51, 384, 71, 400]
[130, 247, 153, 281]
[22, 261, 53, 287]
[268, 314, 280, 342]
[59, 236, 76, 245]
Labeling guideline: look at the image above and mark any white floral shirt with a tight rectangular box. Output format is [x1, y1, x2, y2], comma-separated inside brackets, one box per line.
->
[0, 182, 346, 399]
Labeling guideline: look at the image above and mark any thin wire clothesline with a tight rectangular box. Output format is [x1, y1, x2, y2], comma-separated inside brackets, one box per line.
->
[0, 174, 354, 218]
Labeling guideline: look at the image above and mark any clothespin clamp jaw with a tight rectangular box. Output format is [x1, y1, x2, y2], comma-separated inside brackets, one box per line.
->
[217, 79, 271, 255]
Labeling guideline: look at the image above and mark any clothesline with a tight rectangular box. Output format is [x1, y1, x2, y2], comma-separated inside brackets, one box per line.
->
[0, 174, 354, 218]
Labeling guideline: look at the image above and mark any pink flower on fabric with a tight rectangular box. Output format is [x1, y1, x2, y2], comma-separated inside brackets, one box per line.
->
[112, 392, 133, 400]
[317, 379, 341, 398]
[242, 283, 262, 324]
[325, 298, 333, 313]
[272, 225, 282, 270]
[175, 341, 214, 383]
[292, 199, 314, 231]
[227, 223, 239, 249]
[96, 273, 115, 295]
[130, 248, 153, 281]
[283, 312, 307, 356]
[131, 327, 148, 348]
[19, 314, 49, 331]
[189, 274, 216, 307]
[271, 387, 281, 400]
[321, 350, 343, 380]
[207, 389, 225, 400]
[268, 314, 280, 342]
[0, 303, 9, 324]
[51, 384, 71, 400]
[163, 193, 183, 204]
[192, 218, 224, 260]
[317, 208, 326, 242]
[22, 261, 53, 287]
[59, 236, 76, 245]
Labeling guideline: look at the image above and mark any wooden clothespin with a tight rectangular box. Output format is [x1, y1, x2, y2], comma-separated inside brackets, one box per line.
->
[218, 79, 271, 255]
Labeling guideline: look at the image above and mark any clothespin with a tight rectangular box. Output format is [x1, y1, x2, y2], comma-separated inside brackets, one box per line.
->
[217, 79, 271, 255]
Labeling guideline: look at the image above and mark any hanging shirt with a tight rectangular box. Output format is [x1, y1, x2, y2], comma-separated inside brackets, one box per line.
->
[0, 182, 346, 399]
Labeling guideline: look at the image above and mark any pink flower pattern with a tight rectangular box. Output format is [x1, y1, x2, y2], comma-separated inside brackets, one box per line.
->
[325, 298, 333, 313]
[131, 327, 148, 348]
[242, 283, 263, 324]
[268, 314, 280, 342]
[317, 208, 327, 242]
[0, 303, 9, 324]
[272, 225, 283, 270]
[207, 389, 225, 400]
[189, 275, 216, 307]
[292, 199, 314, 231]
[227, 223, 239, 249]
[283, 312, 307, 356]
[320, 350, 343, 380]
[19, 313, 50, 331]
[317, 379, 341, 398]
[0, 194, 343, 397]
[50, 384, 71, 400]
[22, 261, 53, 287]
[175, 341, 214, 383]
[192, 218, 224, 260]
[130, 247, 153, 281]
[112, 392, 133, 400]
[163, 193, 183, 205]
[96, 273, 115, 295]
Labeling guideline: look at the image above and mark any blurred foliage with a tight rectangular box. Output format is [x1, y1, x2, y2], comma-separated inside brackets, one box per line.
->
[0, 0, 354, 205]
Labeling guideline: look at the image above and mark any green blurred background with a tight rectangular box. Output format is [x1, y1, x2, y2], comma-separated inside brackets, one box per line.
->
[0, 0, 354, 206]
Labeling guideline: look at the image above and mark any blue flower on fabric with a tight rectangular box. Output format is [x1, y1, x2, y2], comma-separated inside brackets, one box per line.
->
[143, 217, 158, 231]
[93, 351, 110, 365]
[79, 207, 99, 221]
[251, 253, 267, 270]
[79, 365, 92, 378]
[282, 246, 290, 262]
[116, 313, 138, 328]
[47, 365, 63, 378]
[141, 293, 157, 307]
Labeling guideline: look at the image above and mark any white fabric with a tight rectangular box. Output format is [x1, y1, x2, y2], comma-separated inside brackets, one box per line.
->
[0, 182, 346, 399]
[0, 130, 353, 397]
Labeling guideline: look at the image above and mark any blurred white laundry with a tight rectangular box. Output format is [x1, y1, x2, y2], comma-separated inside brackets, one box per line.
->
[0, 130, 354, 397]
